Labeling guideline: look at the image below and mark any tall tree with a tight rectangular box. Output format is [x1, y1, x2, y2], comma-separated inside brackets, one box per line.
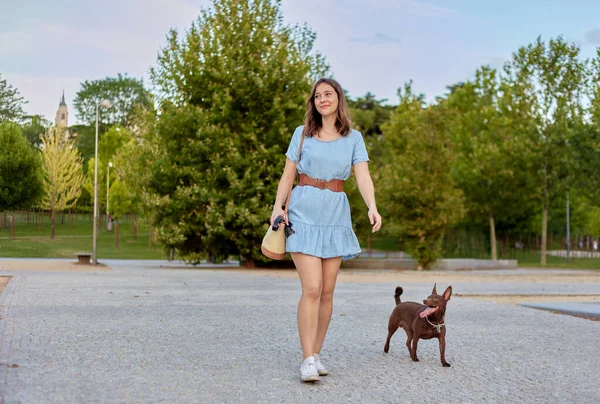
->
[112, 136, 147, 241]
[83, 126, 132, 213]
[0, 74, 27, 123]
[380, 83, 464, 269]
[447, 67, 534, 260]
[348, 92, 394, 137]
[21, 114, 51, 148]
[572, 48, 600, 202]
[503, 36, 587, 264]
[40, 129, 85, 239]
[73, 73, 152, 127]
[108, 179, 132, 250]
[145, 0, 327, 265]
[0, 122, 43, 239]
[71, 124, 97, 162]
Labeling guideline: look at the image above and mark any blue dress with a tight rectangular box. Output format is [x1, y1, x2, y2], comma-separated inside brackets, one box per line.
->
[285, 125, 370, 260]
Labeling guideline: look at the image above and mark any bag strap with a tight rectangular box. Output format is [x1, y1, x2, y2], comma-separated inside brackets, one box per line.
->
[284, 133, 305, 214]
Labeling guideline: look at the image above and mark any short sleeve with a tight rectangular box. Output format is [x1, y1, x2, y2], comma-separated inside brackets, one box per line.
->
[285, 126, 303, 162]
[352, 131, 370, 165]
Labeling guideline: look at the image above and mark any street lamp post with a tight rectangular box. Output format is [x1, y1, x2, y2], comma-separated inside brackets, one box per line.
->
[107, 162, 113, 231]
[93, 99, 112, 265]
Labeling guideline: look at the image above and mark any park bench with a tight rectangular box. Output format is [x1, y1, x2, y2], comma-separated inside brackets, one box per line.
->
[74, 252, 92, 265]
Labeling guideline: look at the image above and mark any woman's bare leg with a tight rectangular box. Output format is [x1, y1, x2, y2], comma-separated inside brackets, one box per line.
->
[313, 256, 342, 354]
[291, 252, 323, 359]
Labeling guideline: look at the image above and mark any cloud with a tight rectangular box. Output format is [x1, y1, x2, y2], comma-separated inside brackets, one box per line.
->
[351, 32, 401, 45]
[585, 29, 600, 45]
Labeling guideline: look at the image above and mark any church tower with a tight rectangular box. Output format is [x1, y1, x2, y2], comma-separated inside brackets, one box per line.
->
[55, 90, 68, 128]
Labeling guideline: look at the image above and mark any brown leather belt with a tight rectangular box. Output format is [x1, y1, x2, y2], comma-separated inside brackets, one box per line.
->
[298, 173, 344, 192]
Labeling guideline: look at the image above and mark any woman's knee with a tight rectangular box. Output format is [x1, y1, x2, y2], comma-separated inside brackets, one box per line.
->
[320, 289, 334, 303]
[303, 284, 322, 300]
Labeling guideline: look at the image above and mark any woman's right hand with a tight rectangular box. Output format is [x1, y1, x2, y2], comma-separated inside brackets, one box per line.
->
[270, 206, 288, 227]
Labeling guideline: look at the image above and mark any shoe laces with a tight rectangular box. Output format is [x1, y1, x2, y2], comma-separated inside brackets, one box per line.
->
[303, 358, 316, 372]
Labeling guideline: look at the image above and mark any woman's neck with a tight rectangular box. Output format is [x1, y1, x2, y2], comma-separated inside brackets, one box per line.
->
[321, 114, 337, 134]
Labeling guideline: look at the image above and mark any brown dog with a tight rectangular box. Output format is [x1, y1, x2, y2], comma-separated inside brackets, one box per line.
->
[384, 284, 452, 367]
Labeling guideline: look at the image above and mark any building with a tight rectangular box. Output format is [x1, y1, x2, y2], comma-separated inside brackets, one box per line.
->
[55, 90, 68, 128]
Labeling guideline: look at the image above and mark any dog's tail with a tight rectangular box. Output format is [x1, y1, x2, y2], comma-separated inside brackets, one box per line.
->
[394, 286, 403, 305]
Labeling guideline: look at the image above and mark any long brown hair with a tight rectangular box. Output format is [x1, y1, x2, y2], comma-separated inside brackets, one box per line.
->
[302, 78, 352, 138]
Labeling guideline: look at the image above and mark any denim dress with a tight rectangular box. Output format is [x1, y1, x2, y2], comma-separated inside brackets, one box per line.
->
[285, 125, 369, 260]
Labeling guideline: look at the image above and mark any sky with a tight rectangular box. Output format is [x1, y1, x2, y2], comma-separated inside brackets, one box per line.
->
[1, 0, 600, 124]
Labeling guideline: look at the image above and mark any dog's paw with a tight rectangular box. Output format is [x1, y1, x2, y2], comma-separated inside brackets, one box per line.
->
[412, 358, 419, 362]
[442, 363, 451, 367]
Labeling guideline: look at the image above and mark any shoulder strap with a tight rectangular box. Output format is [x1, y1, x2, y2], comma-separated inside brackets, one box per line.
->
[284, 134, 305, 214]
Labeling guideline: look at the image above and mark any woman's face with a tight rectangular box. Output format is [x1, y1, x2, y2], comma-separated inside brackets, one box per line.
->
[314, 83, 339, 117]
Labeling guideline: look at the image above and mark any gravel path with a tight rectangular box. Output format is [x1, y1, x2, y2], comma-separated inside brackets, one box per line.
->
[1, 262, 599, 403]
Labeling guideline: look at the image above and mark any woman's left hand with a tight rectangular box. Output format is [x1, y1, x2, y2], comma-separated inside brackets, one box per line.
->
[368, 209, 382, 233]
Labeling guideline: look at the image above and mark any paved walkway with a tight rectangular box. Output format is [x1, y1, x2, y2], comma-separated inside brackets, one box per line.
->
[1, 261, 599, 403]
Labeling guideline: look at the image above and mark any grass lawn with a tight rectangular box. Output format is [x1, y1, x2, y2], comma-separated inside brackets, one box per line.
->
[517, 254, 600, 269]
[0, 213, 167, 260]
[365, 234, 600, 270]
[2, 213, 600, 269]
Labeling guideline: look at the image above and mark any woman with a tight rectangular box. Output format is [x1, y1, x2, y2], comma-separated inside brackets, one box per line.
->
[271, 78, 382, 382]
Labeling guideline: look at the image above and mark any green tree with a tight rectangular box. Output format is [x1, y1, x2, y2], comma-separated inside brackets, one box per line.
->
[348, 92, 394, 136]
[447, 67, 534, 260]
[503, 36, 587, 264]
[0, 122, 43, 239]
[71, 124, 97, 162]
[380, 83, 464, 269]
[571, 48, 600, 202]
[145, 0, 327, 265]
[21, 114, 51, 148]
[73, 74, 152, 128]
[83, 126, 132, 213]
[112, 136, 147, 241]
[590, 48, 600, 127]
[40, 129, 85, 239]
[0, 74, 26, 123]
[108, 179, 132, 250]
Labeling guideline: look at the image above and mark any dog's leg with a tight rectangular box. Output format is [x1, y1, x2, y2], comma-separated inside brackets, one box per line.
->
[384, 322, 399, 353]
[410, 335, 420, 362]
[438, 330, 450, 367]
[404, 329, 413, 355]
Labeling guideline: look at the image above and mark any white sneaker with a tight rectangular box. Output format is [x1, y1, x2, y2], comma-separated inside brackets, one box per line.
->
[300, 356, 320, 382]
[313, 353, 329, 376]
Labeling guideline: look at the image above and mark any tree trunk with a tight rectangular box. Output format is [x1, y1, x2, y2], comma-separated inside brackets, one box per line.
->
[541, 202, 548, 265]
[10, 212, 15, 240]
[115, 219, 120, 250]
[489, 215, 497, 260]
[51, 209, 56, 240]
[133, 215, 138, 242]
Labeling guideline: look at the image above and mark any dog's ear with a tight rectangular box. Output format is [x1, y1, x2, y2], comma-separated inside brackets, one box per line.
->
[443, 286, 452, 301]
[432, 283, 437, 295]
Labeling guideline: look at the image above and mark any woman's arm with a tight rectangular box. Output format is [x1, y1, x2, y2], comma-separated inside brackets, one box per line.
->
[271, 158, 297, 225]
[354, 162, 382, 232]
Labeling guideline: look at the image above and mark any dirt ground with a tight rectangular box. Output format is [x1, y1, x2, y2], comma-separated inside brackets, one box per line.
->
[1, 261, 600, 303]
[236, 268, 600, 284]
[233, 269, 600, 303]
[0, 276, 8, 295]
[0, 260, 109, 272]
